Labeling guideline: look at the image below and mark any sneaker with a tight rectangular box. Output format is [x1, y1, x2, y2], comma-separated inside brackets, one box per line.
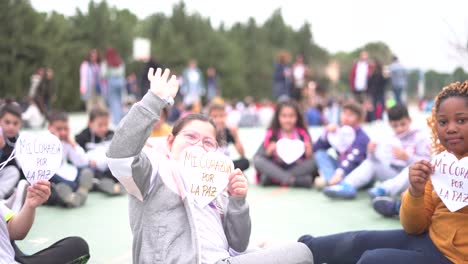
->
[372, 197, 401, 217]
[54, 183, 85, 208]
[368, 186, 386, 199]
[323, 183, 357, 199]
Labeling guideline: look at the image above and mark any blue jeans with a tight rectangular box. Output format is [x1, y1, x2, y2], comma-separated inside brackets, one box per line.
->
[50, 174, 78, 191]
[314, 150, 337, 182]
[393, 87, 404, 105]
[299, 230, 452, 264]
[107, 76, 125, 126]
[50, 168, 88, 191]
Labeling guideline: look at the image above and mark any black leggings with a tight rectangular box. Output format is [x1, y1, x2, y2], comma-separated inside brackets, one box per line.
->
[14, 236, 90, 264]
[299, 230, 452, 264]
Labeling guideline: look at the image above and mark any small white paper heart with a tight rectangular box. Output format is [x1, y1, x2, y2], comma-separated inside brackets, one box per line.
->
[431, 151, 468, 212]
[15, 132, 63, 184]
[327, 126, 356, 154]
[276, 138, 305, 165]
[178, 146, 233, 208]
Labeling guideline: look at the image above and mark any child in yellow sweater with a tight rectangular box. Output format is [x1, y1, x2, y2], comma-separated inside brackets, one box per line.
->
[298, 81, 468, 264]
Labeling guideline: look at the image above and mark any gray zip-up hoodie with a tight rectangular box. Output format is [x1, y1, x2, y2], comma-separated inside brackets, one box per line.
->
[107, 92, 251, 264]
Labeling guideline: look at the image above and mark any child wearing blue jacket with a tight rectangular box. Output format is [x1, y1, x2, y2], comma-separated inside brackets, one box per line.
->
[313, 101, 370, 187]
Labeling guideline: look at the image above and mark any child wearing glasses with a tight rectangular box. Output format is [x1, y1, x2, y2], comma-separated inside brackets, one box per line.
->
[107, 68, 312, 264]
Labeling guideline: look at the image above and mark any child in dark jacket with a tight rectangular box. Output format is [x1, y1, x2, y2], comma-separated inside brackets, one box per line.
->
[75, 108, 123, 196]
[313, 101, 370, 187]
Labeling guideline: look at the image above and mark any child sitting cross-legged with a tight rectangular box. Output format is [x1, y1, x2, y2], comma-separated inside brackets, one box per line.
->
[208, 103, 250, 171]
[323, 104, 430, 199]
[46, 111, 94, 208]
[253, 100, 316, 188]
[107, 68, 314, 264]
[75, 107, 124, 196]
[313, 100, 370, 187]
[298, 81, 468, 264]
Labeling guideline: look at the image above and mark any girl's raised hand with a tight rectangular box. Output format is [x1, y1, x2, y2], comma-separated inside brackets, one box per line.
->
[408, 160, 433, 197]
[228, 169, 248, 198]
[148, 68, 179, 99]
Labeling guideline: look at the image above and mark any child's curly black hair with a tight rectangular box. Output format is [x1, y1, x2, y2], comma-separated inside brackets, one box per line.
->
[427, 81, 468, 154]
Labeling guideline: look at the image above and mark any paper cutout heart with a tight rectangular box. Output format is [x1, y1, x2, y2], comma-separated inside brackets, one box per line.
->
[327, 126, 356, 153]
[276, 138, 305, 165]
[178, 146, 233, 208]
[431, 151, 468, 212]
[15, 132, 63, 184]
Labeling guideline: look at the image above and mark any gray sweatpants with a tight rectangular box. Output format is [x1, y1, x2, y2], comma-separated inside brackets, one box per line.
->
[379, 166, 410, 196]
[253, 155, 316, 184]
[343, 158, 409, 196]
[0, 165, 20, 199]
[343, 159, 399, 189]
[218, 242, 313, 264]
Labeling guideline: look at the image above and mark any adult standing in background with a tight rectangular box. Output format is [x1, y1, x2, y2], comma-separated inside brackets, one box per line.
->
[367, 61, 388, 120]
[206, 66, 219, 103]
[36, 67, 56, 111]
[101, 47, 126, 126]
[28, 67, 44, 99]
[273, 50, 292, 99]
[349, 50, 373, 103]
[80, 49, 105, 112]
[181, 59, 205, 112]
[291, 54, 308, 102]
[389, 55, 407, 105]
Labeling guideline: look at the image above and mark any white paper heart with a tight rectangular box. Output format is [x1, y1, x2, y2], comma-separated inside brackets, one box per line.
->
[16, 132, 63, 184]
[327, 126, 356, 153]
[178, 146, 233, 208]
[431, 151, 468, 212]
[276, 138, 305, 165]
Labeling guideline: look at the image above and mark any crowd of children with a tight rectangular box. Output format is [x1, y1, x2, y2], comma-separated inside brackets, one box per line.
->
[1, 64, 467, 263]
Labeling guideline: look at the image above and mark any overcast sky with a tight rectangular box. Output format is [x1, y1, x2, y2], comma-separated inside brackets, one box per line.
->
[31, 0, 468, 73]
